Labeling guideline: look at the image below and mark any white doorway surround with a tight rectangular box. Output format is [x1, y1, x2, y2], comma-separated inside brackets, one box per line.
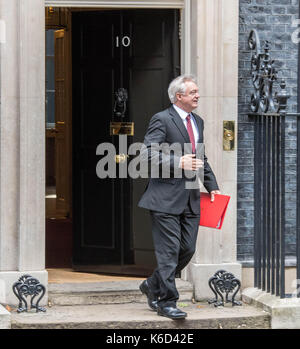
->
[0, 0, 240, 311]
[45, 0, 184, 7]
[45, 0, 191, 74]
[0, 0, 47, 308]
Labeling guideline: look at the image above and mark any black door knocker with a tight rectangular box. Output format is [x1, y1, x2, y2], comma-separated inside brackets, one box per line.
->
[113, 88, 128, 118]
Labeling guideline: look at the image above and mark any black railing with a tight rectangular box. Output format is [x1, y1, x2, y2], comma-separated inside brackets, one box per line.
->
[250, 112, 286, 298]
[247, 30, 300, 298]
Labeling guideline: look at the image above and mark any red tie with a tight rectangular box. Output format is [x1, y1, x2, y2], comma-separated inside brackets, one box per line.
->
[186, 114, 196, 153]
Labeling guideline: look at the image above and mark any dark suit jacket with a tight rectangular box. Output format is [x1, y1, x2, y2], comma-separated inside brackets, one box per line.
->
[138, 105, 219, 215]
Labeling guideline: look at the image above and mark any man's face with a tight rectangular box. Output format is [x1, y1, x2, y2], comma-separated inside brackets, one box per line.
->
[175, 81, 199, 113]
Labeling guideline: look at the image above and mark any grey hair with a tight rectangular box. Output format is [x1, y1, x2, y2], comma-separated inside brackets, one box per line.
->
[168, 74, 197, 104]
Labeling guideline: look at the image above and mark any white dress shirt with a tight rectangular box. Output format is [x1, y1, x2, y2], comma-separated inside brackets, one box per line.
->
[172, 104, 199, 143]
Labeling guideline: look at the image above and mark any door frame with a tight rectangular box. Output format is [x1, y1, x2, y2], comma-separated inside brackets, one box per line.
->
[45, 0, 184, 9]
[45, 0, 190, 270]
[44, 0, 191, 75]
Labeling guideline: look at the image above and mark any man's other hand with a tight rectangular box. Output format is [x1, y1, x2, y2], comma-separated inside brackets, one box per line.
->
[210, 190, 221, 202]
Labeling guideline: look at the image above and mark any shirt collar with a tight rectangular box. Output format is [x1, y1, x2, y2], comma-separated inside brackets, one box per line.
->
[172, 104, 191, 121]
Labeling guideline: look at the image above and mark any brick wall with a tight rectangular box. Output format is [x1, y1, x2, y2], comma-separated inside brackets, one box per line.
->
[238, 0, 299, 263]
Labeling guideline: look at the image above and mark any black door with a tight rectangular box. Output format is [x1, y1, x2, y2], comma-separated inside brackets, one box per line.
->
[72, 9, 180, 268]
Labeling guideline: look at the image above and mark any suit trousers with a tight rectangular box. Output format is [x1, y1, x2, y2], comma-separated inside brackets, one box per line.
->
[147, 200, 200, 308]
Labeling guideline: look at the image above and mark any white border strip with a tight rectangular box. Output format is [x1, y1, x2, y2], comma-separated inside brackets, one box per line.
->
[45, 0, 184, 8]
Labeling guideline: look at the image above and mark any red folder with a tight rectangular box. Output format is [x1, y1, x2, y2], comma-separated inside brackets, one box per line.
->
[199, 193, 230, 229]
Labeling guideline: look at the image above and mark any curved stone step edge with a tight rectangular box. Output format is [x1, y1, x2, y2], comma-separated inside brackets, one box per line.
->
[48, 290, 193, 306]
[48, 280, 193, 306]
[48, 279, 193, 294]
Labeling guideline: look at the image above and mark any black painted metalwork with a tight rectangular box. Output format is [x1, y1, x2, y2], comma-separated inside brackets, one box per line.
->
[248, 29, 300, 299]
[12, 274, 46, 313]
[113, 88, 128, 118]
[248, 29, 279, 114]
[208, 270, 242, 307]
[297, 1, 300, 299]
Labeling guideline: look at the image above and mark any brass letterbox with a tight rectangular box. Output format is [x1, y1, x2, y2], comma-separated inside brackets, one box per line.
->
[110, 122, 134, 136]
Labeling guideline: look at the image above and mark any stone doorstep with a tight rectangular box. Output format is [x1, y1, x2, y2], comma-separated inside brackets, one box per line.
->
[242, 287, 300, 329]
[10, 301, 271, 329]
[48, 279, 194, 306]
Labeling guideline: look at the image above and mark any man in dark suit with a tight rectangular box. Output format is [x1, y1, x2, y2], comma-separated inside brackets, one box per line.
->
[138, 75, 220, 320]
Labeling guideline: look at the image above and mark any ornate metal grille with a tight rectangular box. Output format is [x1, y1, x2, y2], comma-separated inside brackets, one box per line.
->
[248, 29, 300, 298]
[208, 270, 242, 307]
[12, 274, 46, 313]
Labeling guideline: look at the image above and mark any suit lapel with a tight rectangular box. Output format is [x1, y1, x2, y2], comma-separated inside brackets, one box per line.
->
[169, 106, 190, 144]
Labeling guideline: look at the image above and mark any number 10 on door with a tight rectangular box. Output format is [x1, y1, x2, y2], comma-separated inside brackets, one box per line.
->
[116, 36, 131, 47]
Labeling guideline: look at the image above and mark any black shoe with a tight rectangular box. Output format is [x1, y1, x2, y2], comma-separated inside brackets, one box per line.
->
[139, 280, 158, 311]
[157, 306, 187, 320]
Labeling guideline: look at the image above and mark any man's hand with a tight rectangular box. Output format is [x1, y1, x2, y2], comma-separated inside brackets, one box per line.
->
[210, 190, 221, 202]
[179, 154, 203, 171]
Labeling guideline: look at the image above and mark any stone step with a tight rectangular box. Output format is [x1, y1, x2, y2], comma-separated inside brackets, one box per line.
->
[10, 301, 271, 329]
[48, 279, 193, 306]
